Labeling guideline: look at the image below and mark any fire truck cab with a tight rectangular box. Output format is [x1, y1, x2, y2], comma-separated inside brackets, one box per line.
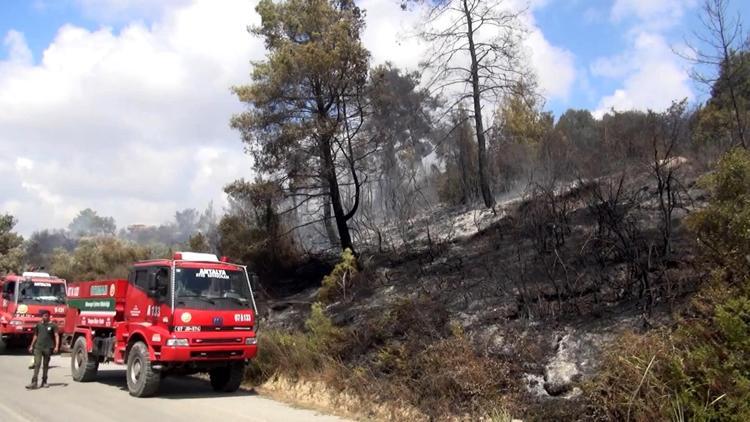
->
[0, 272, 67, 353]
[63, 252, 258, 397]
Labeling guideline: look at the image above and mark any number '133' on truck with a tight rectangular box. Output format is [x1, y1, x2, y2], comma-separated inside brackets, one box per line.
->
[62, 252, 259, 397]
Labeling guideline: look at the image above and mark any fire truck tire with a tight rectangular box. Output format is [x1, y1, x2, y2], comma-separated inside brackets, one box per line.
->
[126, 341, 161, 397]
[71, 337, 98, 382]
[209, 362, 244, 393]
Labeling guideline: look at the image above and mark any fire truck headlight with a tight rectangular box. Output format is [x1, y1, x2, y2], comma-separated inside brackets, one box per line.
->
[245, 337, 257, 345]
[9, 320, 23, 326]
[166, 338, 189, 347]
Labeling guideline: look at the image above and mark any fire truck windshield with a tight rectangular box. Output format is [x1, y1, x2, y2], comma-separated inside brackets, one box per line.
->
[18, 281, 66, 304]
[174, 267, 252, 310]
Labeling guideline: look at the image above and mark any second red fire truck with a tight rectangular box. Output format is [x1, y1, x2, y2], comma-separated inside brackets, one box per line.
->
[1, 272, 67, 353]
[63, 252, 258, 397]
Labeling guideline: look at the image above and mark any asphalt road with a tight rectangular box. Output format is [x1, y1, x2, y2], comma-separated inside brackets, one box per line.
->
[0, 352, 349, 422]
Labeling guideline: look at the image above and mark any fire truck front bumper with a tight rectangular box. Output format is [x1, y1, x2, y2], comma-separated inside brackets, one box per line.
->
[6, 318, 65, 334]
[5, 321, 35, 335]
[158, 338, 257, 362]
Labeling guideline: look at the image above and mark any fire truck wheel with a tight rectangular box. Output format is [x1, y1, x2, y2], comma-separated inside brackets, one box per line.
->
[209, 361, 244, 393]
[71, 337, 98, 382]
[126, 341, 161, 397]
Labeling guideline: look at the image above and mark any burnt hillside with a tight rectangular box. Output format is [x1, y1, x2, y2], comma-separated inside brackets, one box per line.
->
[256, 159, 707, 420]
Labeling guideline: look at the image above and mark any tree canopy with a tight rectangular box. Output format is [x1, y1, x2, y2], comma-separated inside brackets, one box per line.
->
[0, 214, 24, 275]
[68, 208, 117, 238]
[232, 0, 371, 252]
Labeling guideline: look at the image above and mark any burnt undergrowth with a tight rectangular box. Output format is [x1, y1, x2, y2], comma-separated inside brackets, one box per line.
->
[250, 162, 709, 420]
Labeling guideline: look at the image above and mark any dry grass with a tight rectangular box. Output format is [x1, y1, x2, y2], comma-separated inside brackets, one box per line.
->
[246, 296, 520, 421]
[584, 330, 674, 421]
[584, 279, 750, 422]
[258, 375, 428, 422]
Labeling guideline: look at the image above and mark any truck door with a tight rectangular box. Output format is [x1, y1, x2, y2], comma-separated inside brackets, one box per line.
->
[125, 268, 150, 324]
[2, 281, 16, 314]
[148, 267, 171, 326]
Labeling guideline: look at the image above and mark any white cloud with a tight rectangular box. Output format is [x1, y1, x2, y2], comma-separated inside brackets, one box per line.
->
[0, 0, 262, 235]
[359, 0, 425, 70]
[591, 52, 631, 79]
[611, 0, 697, 29]
[525, 29, 575, 101]
[517, 2, 576, 103]
[592, 32, 692, 117]
[73, 0, 192, 23]
[15, 157, 34, 171]
[3, 30, 33, 64]
[588, 0, 698, 117]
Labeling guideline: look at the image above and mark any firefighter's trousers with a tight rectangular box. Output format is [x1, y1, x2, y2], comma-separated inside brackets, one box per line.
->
[31, 348, 52, 384]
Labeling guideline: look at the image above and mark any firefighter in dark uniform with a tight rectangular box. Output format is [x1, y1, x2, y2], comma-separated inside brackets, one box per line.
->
[26, 309, 59, 389]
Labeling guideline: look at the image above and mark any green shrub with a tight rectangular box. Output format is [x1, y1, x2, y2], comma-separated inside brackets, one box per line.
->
[667, 289, 750, 421]
[246, 302, 342, 384]
[305, 302, 345, 353]
[319, 248, 358, 303]
[676, 147, 750, 419]
[687, 147, 750, 283]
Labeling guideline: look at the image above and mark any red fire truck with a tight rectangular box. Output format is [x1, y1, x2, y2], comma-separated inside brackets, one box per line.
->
[0, 272, 67, 353]
[63, 252, 258, 397]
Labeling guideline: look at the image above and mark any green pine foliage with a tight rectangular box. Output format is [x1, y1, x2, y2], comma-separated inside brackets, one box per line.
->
[318, 248, 358, 303]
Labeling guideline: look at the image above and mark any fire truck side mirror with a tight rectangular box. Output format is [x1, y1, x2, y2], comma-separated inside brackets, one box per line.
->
[251, 274, 259, 288]
[147, 273, 158, 295]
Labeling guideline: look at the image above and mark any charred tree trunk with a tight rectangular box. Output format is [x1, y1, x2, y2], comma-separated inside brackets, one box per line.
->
[459, 146, 472, 204]
[323, 195, 339, 248]
[463, 0, 495, 209]
[320, 133, 354, 252]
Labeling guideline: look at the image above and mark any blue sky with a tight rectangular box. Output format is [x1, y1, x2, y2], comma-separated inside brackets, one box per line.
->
[532, 0, 750, 115]
[3, 0, 748, 116]
[0, 0, 181, 50]
[0, 0, 748, 234]
[534, 1, 630, 112]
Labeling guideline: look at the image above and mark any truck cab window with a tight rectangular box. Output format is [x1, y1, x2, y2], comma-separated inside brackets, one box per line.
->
[134, 269, 149, 291]
[18, 281, 65, 304]
[3, 282, 15, 300]
[154, 267, 170, 300]
[174, 267, 252, 310]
